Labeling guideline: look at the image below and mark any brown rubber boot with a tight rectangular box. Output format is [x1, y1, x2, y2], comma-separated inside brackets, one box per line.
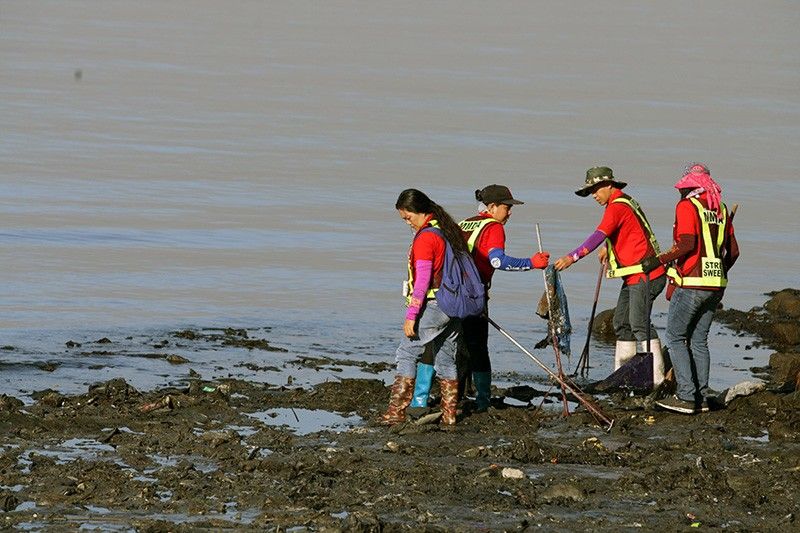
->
[439, 378, 459, 426]
[379, 375, 415, 425]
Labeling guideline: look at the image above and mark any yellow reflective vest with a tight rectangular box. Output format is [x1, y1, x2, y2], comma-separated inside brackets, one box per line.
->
[404, 220, 440, 305]
[666, 198, 729, 289]
[605, 195, 661, 279]
[459, 216, 499, 253]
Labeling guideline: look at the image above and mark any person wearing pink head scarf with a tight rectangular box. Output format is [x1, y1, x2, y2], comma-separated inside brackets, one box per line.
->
[639, 163, 740, 414]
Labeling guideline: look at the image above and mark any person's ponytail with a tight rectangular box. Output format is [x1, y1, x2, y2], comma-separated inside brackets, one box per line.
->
[395, 189, 467, 255]
[429, 202, 469, 255]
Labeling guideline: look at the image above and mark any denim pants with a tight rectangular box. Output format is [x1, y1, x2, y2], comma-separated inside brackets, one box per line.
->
[665, 287, 724, 402]
[396, 300, 460, 380]
[613, 275, 666, 342]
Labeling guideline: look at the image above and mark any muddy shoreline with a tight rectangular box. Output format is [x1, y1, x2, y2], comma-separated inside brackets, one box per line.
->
[1, 293, 799, 531]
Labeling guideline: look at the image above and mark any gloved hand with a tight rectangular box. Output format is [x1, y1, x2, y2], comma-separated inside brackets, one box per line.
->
[531, 251, 550, 269]
[640, 255, 662, 274]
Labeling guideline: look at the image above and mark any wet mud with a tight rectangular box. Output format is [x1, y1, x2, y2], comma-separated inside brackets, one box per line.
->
[716, 289, 800, 351]
[2, 296, 799, 531]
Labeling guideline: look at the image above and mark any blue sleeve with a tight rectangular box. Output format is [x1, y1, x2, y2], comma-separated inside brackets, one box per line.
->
[488, 248, 533, 271]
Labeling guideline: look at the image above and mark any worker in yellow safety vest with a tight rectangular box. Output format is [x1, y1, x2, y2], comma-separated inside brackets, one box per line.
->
[555, 167, 666, 388]
[642, 163, 739, 414]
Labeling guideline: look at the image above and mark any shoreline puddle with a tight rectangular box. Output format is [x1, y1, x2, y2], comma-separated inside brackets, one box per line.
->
[245, 408, 364, 435]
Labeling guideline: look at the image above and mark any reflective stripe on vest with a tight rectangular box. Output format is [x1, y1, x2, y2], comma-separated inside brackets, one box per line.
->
[666, 199, 728, 288]
[405, 220, 440, 304]
[605, 196, 662, 278]
[459, 217, 499, 253]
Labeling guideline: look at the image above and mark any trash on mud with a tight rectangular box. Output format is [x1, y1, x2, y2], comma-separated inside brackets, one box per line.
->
[139, 395, 175, 413]
[477, 464, 500, 477]
[581, 437, 608, 452]
[461, 446, 489, 459]
[501, 467, 525, 479]
[414, 411, 442, 425]
[589, 353, 655, 393]
[723, 381, 766, 405]
[534, 265, 572, 360]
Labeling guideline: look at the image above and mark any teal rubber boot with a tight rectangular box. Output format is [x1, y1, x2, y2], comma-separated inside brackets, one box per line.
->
[472, 371, 492, 412]
[410, 363, 435, 408]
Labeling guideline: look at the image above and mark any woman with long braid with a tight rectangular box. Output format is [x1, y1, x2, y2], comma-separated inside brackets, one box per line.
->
[380, 189, 466, 426]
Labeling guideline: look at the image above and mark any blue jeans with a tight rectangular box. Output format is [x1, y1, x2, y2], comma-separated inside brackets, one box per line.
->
[396, 300, 460, 380]
[613, 275, 666, 342]
[665, 287, 724, 402]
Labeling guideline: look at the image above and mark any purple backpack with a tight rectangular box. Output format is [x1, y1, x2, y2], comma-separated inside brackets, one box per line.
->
[422, 227, 486, 319]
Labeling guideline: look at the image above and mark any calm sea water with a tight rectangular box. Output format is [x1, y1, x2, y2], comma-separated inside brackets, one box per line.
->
[1, 1, 798, 401]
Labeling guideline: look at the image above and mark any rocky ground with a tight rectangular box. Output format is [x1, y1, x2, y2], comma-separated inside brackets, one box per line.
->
[1, 291, 799, 532]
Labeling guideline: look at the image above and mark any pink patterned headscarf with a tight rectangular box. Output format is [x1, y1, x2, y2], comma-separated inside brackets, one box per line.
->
[675, 163, 722, 213]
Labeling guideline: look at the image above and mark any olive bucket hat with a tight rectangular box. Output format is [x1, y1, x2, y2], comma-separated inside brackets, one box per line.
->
[575, 166, 628, 197]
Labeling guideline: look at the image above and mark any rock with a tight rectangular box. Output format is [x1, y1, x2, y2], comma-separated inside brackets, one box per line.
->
[344, 511, 383, 532]
[781, 390, 800, 410]
[725, 471, 752, 496]
[504, 385, 541, 402]
[772, 323, 800, 346]
[0, 394, 23, 412]
[89, 378, 139, 398]
[1, 492, 19, 512]
[592, 308, 617, 343]
[764, 289, 800, 319]
[769, 352, 800, 388]
[541, 482, 586, 502]
[200, 429, 240, 447]
[31, 389, 65, 407]
[767, 420, 796, 440]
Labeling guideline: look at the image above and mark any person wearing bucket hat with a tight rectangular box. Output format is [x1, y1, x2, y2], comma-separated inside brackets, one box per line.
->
[409, 184, 550, 413]
[648, 163, 739, 414]
[554, 167, 667, 389]
[574, 166, 628, 197]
